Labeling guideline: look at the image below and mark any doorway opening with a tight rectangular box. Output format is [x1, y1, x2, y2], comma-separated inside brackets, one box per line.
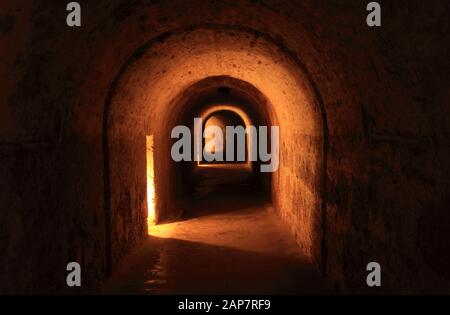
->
[200, 110, 248, 165]
[146, 135, 156, 230]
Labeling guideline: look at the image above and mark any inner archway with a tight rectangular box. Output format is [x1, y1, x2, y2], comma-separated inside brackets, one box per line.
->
[168, 82, 276, 221]
[201, 110, 248, 165]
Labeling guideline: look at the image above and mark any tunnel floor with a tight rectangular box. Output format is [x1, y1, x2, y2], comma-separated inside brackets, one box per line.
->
[103, 165, 331, 294]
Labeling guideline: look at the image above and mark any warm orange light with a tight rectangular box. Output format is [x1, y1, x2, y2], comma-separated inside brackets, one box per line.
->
[148, 221, 177, 238]
[196, 105, 253, 168]
[146, 135, 156, 232]
[204, 115, 224, 156]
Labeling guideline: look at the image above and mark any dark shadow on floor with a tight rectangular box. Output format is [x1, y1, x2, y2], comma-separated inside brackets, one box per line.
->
[103, 164, 331, 295]
[185, 164, 267, 219]
[103, 235, 332, 295]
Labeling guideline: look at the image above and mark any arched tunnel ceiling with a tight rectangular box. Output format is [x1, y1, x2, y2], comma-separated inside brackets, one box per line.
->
[167, 76, 276, 130]
[75, 1, 361, 141]
[108, 27, 324, 138]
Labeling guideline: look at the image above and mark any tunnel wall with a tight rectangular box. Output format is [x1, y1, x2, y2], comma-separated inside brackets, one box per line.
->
[0, 0, 449, 293]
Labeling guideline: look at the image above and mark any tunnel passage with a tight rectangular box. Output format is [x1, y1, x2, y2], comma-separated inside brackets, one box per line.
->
[1, 0, 448, 294]
[168, 83, 275, 220]
[104, 28, 327, 275]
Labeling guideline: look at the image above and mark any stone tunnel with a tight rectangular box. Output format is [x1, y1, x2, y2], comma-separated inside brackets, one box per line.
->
[0, 0, 449, 294]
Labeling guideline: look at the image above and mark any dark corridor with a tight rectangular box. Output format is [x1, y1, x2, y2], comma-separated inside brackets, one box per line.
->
[0, 0, 449, 297]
